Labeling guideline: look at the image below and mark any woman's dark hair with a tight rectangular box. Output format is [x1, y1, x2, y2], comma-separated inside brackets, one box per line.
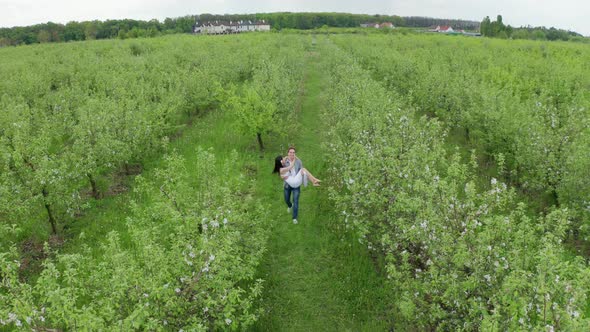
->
[273, 155, 283, 174]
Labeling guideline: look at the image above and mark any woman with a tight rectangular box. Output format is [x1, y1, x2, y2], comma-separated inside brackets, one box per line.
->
[273, 155, 321, 187]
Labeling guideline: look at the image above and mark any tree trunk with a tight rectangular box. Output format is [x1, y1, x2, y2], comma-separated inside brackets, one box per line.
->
[87, 173, 101, 199]
[42, 187, 57, 235]
[551, 188, 560, 208]
[256, 132, 264, 151]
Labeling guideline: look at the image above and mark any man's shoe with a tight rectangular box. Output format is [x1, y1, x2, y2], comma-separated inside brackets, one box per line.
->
[287, 207, 291, 213]
[293, 219, 298, 224]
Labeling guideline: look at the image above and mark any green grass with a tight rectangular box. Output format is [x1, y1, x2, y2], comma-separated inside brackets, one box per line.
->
[249, 43, 391, 331]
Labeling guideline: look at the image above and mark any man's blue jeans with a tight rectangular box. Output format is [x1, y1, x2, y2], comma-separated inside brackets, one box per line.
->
[284, 184, 300, 219]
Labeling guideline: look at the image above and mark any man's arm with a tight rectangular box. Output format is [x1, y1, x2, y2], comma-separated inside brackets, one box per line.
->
[296, 159, 303, 171]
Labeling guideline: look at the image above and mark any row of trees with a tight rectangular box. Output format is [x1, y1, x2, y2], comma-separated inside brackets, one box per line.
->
[0, 16, 196, 46]
[201, 12, 405, 30]
[322, 34, 590, 330]
[403, 16, 480, 30]
[0, 13, 402, 46]
[334, 33, 590, 241]
[481, 15, 584, 41]
[0, 33, 308, 330]
[0, 33, 273, 244]
[1, 12, 490, 47]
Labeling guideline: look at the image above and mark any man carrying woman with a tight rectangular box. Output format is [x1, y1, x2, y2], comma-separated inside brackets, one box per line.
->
[272, 146, 320, 224]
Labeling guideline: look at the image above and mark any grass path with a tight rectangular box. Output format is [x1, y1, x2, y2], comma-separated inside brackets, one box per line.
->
[249, 43, 391, 331]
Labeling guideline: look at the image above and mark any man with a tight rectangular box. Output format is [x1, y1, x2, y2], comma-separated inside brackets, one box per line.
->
[283, 146, 303, 224]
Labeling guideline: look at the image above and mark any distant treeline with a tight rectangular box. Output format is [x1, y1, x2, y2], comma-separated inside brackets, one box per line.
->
[401, 16, 480, 30]
[481, 15, 586, 42]
[0, 17, 196, 46]
[0, 12, 586, 47]
[0, 12, 481, 46]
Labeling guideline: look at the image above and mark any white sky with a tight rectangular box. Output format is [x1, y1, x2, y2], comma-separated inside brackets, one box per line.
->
[0, 0, 588, 36]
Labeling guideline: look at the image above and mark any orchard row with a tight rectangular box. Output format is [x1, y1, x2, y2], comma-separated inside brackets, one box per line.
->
[320, 35, 590, 330]
[0, 33, 307, 330]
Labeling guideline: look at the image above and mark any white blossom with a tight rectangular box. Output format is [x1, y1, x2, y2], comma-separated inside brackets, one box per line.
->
[491, 178, 497, 185]
[175, 288, 181, 293]
[225, 318, 232, 325]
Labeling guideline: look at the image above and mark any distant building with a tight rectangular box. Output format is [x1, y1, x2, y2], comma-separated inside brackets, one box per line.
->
[193, 20, 271, 34]
[427, 25, 480, 36]
[360, 22, 395, 29]
[431, 25, 454, 33]
[360, 22, 380, 28]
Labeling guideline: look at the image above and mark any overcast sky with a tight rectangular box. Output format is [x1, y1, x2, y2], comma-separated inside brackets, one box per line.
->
[1, 0, 588, 36]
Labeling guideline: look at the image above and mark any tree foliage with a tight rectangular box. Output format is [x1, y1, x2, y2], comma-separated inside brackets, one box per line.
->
[222, 37, 305, 151]
[0, 149, 270, 330]
[0, 34, 278, 238]
[321, 35, 590, 329]
[480, 15, 584, 42]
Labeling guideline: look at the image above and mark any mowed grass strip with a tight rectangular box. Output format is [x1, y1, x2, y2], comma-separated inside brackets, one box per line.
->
[250, 38, 392, 332]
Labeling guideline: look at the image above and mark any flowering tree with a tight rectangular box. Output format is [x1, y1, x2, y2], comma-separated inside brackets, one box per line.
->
[321, 38, 590, 329]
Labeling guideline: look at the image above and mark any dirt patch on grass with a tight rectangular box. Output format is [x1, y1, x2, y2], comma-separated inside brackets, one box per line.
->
[101, 164, 143, 197]
[106, 183, 129, 196]
[19, 235, 64, 281]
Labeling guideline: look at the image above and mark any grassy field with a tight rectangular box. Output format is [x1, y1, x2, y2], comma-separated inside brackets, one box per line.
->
[10, 35, 393, 330]
[4, 31, 589, 330]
